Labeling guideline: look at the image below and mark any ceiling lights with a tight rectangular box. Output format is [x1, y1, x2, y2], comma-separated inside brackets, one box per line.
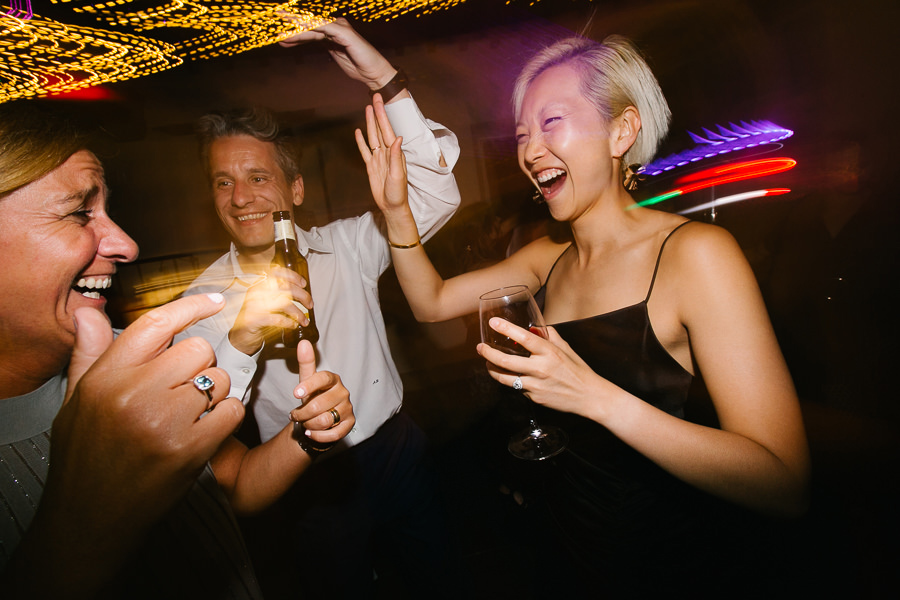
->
[1, 0, 465, 103]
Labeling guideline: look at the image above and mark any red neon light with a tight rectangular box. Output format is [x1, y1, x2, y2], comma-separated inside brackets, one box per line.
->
[674, 158, 797, 194]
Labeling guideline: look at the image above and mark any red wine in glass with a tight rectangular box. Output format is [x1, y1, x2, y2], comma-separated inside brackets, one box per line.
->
[479, 285, 568, 460]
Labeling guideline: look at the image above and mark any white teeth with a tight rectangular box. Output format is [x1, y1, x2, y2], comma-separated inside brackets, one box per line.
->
[75, 276, 111, 290]
[536, 168, 565, 183]
[81, 291, 101, 299]
[238, 212, 267, 222]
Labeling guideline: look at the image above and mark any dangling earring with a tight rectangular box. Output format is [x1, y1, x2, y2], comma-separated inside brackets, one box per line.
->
[614, 154, 644, 192]
[623, 163, 644, 192]
[532, 188, 544, 204]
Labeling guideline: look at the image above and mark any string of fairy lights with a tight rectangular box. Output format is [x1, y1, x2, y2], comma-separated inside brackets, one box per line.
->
[0, 0, 466, 102]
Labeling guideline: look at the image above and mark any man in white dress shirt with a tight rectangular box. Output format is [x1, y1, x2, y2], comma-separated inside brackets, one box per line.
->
[179, 18, 462, 598]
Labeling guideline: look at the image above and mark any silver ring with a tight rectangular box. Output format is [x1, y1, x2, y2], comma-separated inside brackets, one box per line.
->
[329, 408, 341, 428]
[370, 146, 380, 152]
[512, 376, 523, 391]
[193, 374, 215, 402]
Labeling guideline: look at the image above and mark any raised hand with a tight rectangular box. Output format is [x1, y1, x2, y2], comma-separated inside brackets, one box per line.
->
[56, 294, 244, 518]
[277, 16, 397, 90]
[355, 95, 408, 215]
[289, 340, 354, 445]
[206, 339, 353, 514]
[12, 294, 245, 598]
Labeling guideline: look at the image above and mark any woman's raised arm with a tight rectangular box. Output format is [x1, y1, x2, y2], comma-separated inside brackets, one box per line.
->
[356, 98, 557, 322]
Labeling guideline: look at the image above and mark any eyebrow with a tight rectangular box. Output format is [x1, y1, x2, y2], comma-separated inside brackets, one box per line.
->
[52, 181, 107, 209]
[212, 167, 273, 178]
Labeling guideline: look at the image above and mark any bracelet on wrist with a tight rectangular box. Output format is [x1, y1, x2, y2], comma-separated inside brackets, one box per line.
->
[371, 68, 408, 103]
[389, 237, 421, 249]
[293, 422, 335, 459]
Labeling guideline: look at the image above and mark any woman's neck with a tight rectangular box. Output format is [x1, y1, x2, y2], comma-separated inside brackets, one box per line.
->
[568, 188, 645, 261]
[0, 350, 67, 400]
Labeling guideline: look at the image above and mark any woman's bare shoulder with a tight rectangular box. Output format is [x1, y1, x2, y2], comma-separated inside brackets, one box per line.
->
[501, 234, 573, 287]
[514, 234, 571, 264]
[660, 220, 759, 312]
[508, 233, 571, 262]
[665, 220, 745, 267]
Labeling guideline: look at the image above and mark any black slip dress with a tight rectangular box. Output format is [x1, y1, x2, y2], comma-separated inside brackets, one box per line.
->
[533, 221, 768, 594]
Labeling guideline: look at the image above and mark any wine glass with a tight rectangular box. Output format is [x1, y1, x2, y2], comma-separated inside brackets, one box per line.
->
[479, 285, 568, 460]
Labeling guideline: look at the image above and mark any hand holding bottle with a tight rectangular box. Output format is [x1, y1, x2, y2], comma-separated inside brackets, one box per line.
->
[228, 265, 313, 355]
[271, 210, 319, 346]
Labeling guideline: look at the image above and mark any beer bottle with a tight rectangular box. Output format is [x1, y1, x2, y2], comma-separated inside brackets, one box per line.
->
[271, 210, 319, 346]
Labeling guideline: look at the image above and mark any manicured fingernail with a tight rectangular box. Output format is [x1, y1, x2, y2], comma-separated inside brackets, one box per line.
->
[207, 293, 224, 304]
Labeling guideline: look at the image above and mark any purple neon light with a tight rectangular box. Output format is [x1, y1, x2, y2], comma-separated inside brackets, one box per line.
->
[643, 120, 793, 177]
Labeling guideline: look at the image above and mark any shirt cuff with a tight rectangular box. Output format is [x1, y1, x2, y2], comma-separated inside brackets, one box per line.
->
[216, 337, 260, 404]
[384, 94, 445, 165]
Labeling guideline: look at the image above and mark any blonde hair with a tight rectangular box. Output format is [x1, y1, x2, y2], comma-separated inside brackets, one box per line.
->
[512, 35, 671, 169]
[0, 101, 84, 198]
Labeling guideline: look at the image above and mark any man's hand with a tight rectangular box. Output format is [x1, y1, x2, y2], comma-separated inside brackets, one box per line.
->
[278, 16, 398, 91]
[207, 340, 354, 515]
[290, 340, 355, 445]
[229, 267, 313, 355]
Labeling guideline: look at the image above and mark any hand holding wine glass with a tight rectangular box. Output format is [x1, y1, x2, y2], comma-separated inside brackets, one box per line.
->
[479, 285, 568, 460]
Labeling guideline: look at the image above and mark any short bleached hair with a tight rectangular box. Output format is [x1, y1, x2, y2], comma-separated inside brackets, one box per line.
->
[513, 35, 671, 169]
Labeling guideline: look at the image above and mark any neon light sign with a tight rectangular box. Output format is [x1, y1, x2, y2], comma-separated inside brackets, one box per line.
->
[644, 121, 794, 176]
[677, 188, 791, 215]
[636, 158, 797, 208]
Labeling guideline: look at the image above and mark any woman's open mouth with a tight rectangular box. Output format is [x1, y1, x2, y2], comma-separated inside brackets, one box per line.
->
[73, 275, 112, 300]
[536, 168, 567, 198]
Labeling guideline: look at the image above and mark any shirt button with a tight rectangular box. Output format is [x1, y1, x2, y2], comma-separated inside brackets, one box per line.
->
[241, 368, 251, 374]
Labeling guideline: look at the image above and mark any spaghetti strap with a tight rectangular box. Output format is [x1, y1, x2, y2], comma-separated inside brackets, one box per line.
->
[542, 243, 573, 288]
[645, 221, 692, 303]
[534, 243, 572, 309]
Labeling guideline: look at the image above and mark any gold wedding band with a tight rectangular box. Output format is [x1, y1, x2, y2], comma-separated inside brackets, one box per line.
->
[329, 408, 341, 428]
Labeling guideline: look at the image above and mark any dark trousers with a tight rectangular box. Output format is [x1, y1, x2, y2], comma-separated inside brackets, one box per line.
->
[244, 412, 459, 599]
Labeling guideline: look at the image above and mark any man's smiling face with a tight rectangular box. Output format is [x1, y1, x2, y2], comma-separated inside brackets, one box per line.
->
[209, 135, 303, 256]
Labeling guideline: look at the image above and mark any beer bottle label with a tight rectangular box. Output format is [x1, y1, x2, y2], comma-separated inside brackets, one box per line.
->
[274, 219, 295, 241]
